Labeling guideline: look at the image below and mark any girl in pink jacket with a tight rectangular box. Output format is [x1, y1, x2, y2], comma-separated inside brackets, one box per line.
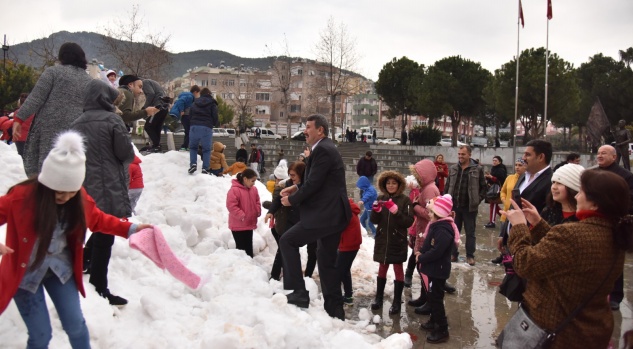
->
[226, 169, 261, 257]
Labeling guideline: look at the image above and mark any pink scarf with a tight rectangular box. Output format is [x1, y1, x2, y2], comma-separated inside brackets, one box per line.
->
[420, 216, 461, 248]
[129, 227, 204, 289]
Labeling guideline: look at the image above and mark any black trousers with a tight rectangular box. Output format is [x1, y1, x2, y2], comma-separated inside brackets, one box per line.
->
[232, 230, 253, 257]
[428, 277, 448, 328]
[405, 249, 417, 277]
[336, 250, 358, 297]
[270, 228, 283, 280]
[144, 109, 168, 147]
[180, 114, 191, 149]
[610, 273, 624, 303]
[304, 241, 317, 277]
[280, 222, 344, 309]
[84, 232, 115, 293]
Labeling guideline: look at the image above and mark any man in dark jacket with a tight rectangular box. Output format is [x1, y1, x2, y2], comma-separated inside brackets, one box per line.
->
[141, 79, 170, 152]
[356, 151, 378, 184]
[595, 145, 633, 311]
[279, 114, 352, 319]
[235, 143, 248, 163]
[444, 145, 487, 266]
[71, 79, 135, 306]
[187, 87, 218, 175]
[117, 75, 158, 124]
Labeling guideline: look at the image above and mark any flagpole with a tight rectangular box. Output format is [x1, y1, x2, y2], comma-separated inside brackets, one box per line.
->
[513, 0, 521, 162]
[544, 19, 550, 139]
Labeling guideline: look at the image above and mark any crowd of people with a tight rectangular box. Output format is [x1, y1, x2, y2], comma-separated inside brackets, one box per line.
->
[0, 41, 631, 348]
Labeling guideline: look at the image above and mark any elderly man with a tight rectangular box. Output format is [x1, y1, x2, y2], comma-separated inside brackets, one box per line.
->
[595, 145, 633, 311]
[279, 114, 352, 319]
[444, 145, 487, 266]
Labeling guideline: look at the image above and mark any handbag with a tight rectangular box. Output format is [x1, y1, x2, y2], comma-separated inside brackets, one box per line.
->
[497, 256, 617, 349]
[486, 183, 501, 200]
[498, 254, 525, 302]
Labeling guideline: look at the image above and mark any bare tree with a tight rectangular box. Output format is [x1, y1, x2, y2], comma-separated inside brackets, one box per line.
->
[100, 5, 172, 81]
[266, 36, 293, 137]
[314, 17, 359, 137]
[25, 33, 61, 70]
[227, 68, 258, 131]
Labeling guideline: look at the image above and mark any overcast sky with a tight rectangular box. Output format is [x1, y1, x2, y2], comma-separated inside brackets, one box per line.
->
[2, 0, 631, 80]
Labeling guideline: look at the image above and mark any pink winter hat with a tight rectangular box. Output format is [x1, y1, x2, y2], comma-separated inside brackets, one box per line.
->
[129, 226, 202, 289]
[429, 194, 453, 218]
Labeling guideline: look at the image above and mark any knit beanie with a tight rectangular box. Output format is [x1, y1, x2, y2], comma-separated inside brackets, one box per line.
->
[429, 194, 453, 218]
[38, 131, 86, 191]
[274, 159, 289, 180]
[551, 164, 584, 192]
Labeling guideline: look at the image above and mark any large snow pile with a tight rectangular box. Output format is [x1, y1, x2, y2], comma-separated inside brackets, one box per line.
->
[0, 142, 412, 349]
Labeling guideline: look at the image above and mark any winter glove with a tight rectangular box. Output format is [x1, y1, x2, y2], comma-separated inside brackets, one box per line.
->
[372, 201, 382, 212]
[383, 199, 398, 214]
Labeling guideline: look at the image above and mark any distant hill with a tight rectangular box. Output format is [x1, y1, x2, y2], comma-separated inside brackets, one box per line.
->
[8, 31, 276, 80]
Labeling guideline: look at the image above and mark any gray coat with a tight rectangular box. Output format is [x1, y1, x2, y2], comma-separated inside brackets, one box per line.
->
[71, 80, 134, 217]
[16, 65, 92, 176]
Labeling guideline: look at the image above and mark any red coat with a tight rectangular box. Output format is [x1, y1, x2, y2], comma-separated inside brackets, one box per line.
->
[434, 161, 448, 193]
[0, 117, 13, 141]
[0, 184, 132, 314]
[12, 109, 34, 142]
[129, 156, 144, 189]
[339, 199, 362, 252]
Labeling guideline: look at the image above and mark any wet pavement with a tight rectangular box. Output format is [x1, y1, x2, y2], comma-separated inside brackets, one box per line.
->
[342, 173, 633, 348]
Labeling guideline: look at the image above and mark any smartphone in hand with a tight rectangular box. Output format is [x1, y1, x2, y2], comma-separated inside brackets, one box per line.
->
[512, 188, 522, 209]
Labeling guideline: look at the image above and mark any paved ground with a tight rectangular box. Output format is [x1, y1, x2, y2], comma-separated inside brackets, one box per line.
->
[341, 188, 633, 349]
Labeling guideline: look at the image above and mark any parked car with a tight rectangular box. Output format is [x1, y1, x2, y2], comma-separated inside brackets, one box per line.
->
[378, 138, 401, 145]
[499, 140, 510, 148]
[470, 136, 488, 147]
[247, 128, 283, 140]
[225, 128, 236, 138]
[291, 131, 306, 141]
[213, 128, 229, 137]
[438, 138, 467, 147]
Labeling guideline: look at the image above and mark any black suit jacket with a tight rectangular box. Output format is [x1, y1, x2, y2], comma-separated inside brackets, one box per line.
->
[500, 167, 553, 239]
[289, 137, 352, 230]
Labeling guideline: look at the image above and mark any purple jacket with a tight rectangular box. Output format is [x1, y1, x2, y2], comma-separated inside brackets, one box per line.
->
[226, 179, 261, 231]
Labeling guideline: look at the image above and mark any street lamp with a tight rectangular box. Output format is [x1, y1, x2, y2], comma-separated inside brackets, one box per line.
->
[2, 34, 9, 71]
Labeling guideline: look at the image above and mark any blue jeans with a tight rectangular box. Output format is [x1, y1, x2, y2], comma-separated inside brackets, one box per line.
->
[360, 209, 376, 236]
[13, 273, 90, 349]
[189, 125, 212, 169]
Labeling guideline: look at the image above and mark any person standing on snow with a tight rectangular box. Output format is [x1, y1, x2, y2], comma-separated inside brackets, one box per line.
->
[226, 169, 262, 257]
[187, 88, 219, 175]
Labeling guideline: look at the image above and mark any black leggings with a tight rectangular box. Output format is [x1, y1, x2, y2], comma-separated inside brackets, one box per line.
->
[144, 109, 168, 147]
[232, 230, 254, 257]
[84, 232, 115, 293]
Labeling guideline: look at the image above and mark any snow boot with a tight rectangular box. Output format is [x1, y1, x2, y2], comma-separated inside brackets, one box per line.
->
[371, 277, 386, 310]
[389, 280, 405, 315]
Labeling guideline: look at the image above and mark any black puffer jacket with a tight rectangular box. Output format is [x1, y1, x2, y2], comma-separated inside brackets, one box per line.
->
[189, 94, 218, 129]
[418, 220, 454, 279]
[268, 179, 299, 235]
[71, 79, 134, 217]
[370, 171, 414, 264]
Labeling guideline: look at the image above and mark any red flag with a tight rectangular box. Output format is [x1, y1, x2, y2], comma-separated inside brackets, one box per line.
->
[547, 0, 553, 20]
[519, 0, 525, 27]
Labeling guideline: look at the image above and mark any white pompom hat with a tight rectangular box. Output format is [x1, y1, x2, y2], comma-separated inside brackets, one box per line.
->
[38, 131, 86, 192]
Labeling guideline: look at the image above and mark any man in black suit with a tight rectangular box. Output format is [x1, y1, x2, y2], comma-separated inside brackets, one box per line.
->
[498, 140, 553, 251]
[280, 114, 352, 319]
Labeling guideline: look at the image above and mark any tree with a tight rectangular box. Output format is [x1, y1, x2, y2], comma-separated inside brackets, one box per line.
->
[25, 34, 60, 70]
[100, 5, 172, 81]
[226, 68, 258, 131]
[0, 61, 36, 112]
[577, 53, 633, 126]
[494, 48, 579, 143]
[619, 47, 633, 68]
[314, 17, 359, 136]
[481, 71, 511, 140]
[419, 56, 490, 146]
[266, 36, 293, 136]
[375, 57, 425, 143]
[216, 96, 234, 126]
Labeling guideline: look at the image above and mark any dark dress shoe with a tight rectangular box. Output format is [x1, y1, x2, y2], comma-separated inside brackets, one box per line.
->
[420, 319, 437, 331]
[286, 290, 310, 308]
[427, 328, 449, 343]
[443, 283, 456, 294]
[491, 255, 503, 264]
[408, 295, 426, 307]
[414, 303, 431, 315]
